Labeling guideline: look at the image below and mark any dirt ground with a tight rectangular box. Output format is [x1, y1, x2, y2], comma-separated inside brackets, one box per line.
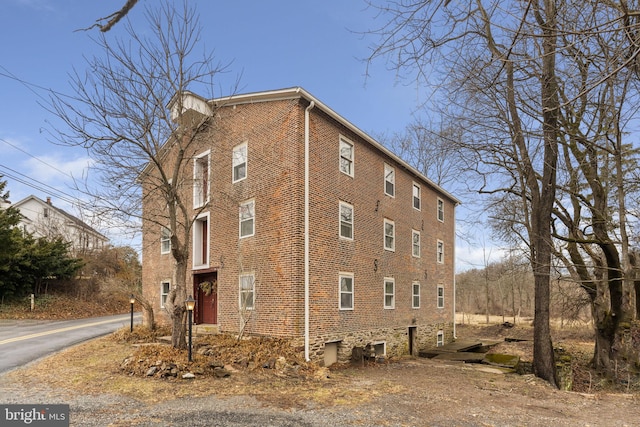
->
[1, 318, 639, 426]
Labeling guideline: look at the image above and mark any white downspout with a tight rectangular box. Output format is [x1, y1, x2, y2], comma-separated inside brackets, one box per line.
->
[304, 100, 315, 361]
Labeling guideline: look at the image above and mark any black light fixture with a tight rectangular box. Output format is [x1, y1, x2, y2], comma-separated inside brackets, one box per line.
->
[185, 295, 196, 362]
[129, 294, 135, 332]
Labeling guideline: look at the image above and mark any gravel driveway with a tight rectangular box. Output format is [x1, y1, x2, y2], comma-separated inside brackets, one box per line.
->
[2, 356, 639, 427]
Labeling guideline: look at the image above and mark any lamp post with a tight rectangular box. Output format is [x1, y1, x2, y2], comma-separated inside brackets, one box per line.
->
[185, 295, 195, 362]
[129, 294, 135, 332]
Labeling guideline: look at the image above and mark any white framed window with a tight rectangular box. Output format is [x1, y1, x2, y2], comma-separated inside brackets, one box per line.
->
[339, 136, 354, 177]
[384, 163, 395, 197]
[193, 212, 210, 268]
[232, 142, 248, 182]
[160, 227, 171, 254]
[437, 330, 444, 347]
[384, 219, 395, 251]
[339, 273, 354, 310]
[412, 229, 421, 258]
[437, 285, 445, 308]
[384, 277, 395, 309]
[239, 273, 255, 310]
[193, 150, 210, 208]
[160, 281, 170, 309]
[412, 282, 420, 309]
[437, 240, 444, 264]
[437, 198, 444, 222]
[412, 183, 421, 210]
[239, 199, 255, 238]
[339, 201, 354, 240]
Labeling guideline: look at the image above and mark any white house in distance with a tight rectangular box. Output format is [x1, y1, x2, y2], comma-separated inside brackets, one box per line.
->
[9, 195, 108, 255]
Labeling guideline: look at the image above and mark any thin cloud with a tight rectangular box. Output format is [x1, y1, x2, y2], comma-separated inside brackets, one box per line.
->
[16, 0, 56, 13]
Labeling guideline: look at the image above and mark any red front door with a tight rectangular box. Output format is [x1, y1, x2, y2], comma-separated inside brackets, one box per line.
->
[194, 273, 217, 324]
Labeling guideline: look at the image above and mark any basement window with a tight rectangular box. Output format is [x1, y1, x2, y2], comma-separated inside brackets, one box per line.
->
[372, 341, 386, 357]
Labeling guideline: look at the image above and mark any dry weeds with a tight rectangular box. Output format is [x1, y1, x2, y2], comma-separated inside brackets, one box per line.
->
[0, 293, 129, 320]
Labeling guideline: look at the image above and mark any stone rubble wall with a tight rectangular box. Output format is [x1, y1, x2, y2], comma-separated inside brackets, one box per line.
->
[307, 322, 454, 364]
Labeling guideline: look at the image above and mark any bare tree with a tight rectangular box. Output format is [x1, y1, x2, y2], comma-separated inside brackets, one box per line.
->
[381, 120, 464, 190]
[366, 0, 640, 385]
[81, 0, 139, 33]
[542, 1, 640, 372]
[366, 0, 561, 386]
[48, 0, 233, 348]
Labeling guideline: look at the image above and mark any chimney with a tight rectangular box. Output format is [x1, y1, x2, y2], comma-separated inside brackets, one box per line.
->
[46, 197, 52, 205]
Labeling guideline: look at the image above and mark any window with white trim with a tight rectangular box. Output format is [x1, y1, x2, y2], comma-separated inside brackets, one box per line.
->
[193, 213, 209, 268]
[413, 182, 421, 210]
[339, 201, 354, 240]
[437, 330, 444, 347]
[384, 163, 395, 197]
[437, 240, 444, 264]
[412, 282, 420, 308]
[384, 277, 395, 309]
[160, 227, 171, 254]
[160, 281, 170, 308]
[339, 136, 354, 177]
[193, 151, 210, 208]
[384, 219, 395, 251]
[239, 200, 255, 238]
[412, 229, 421, 258]
[339, 273, 354, 310]
[437, 285, 445, 308]
[239, 273, 255, 310]
[437, 198, 444, 222]
[232, 142, 247, 182]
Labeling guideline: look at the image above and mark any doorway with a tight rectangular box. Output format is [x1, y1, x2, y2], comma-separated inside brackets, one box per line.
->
[193, 272, 217, 324]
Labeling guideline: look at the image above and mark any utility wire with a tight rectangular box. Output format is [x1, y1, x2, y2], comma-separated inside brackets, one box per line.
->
[0, 65, 72, 101]
[0, 137, 74, 178]
[0, 167, 77, 206]
[0, 163, 76, 201]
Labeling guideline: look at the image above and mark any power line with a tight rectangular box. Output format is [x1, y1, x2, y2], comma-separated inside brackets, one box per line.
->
[0, 65, 72, 101]
[0, 137, 74, 179]
[0, 166, 77, 206]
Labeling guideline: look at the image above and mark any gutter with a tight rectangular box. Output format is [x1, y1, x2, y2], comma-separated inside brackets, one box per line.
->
[304, 100, 315, 362]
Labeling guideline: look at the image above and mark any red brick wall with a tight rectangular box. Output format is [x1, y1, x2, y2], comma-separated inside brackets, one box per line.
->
[305, 106, 455, 348]
[141, 94, 456, 358]
[207, 99, 306, 337]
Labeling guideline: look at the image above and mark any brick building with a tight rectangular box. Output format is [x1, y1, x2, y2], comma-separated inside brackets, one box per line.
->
[141, 87, 458, 365]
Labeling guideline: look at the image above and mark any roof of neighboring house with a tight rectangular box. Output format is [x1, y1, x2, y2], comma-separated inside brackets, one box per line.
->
[166, 87, 460, 205]
[11, 195, 108, 241]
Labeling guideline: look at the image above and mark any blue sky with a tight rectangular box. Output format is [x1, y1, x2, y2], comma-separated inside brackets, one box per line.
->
[0, 0, 489, 269]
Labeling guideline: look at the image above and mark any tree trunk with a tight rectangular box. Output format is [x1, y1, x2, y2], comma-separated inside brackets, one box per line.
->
[138, 297, 156, 330]
[635, 279, 640, 320]
[592, 299, 614, 371]
[528, 0, 559, 388]
[531, 235, 558, 387]
[171, 304, 187, 349]
[168, 250, 188, 349]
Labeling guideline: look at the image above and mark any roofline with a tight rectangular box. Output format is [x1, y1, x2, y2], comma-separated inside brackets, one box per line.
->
[210, 87, 460, 205]
[12, 195, 109, 240]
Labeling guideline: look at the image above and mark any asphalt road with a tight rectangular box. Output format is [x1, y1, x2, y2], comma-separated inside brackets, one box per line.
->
[0, 313, 142, 374]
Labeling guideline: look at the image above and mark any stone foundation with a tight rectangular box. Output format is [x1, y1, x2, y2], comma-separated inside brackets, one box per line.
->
[309, 322, 454, 365]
